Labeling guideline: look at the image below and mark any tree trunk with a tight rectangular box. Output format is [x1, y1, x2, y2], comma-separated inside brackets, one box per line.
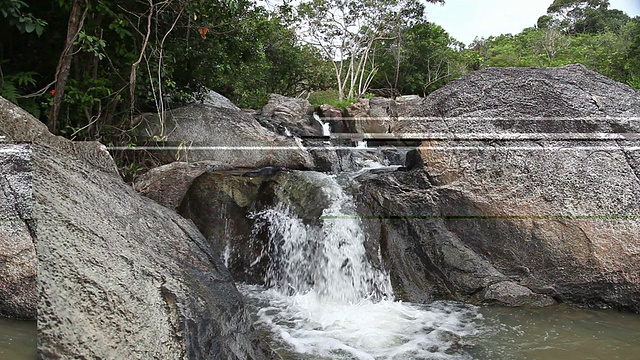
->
[47, 0, 86, 134]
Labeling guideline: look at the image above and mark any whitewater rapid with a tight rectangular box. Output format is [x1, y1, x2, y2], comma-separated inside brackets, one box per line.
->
[241, 170, 481, 359]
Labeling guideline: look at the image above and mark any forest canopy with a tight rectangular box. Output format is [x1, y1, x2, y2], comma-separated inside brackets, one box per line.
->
[1, 0, 638, 143]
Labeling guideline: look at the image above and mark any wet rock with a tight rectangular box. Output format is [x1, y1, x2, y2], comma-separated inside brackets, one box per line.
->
[133, 160, 232, 209]
[472, 281, 556, 307]
[178, 171, 274, 284]
[0, 96, 277, 359]
[0, 143, 37, 319]
[318, 104, 349, 133]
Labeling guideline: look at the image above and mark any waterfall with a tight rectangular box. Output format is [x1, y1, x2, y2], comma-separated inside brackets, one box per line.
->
[313, 112, 331, 137]
[250, 174, 392, 303]
[241, 172, 479, 359]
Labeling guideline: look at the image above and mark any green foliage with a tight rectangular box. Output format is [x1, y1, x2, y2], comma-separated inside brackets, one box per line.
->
[470, 10, 638, 87]
[0, 0, 322, 144]
[308, 90, 356, 108]
[0, 0, 46, 35]
[74, 31, 107, 60]
[370, 21, 469, 96]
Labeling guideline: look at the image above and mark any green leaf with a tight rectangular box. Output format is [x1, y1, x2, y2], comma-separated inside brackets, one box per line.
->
[35, 25, 43, 36]
[24, 22, 35, 33]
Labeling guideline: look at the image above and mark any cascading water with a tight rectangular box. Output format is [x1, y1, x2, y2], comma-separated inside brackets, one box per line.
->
[241, 171, 480, 359]
[251, 176, 392, 303]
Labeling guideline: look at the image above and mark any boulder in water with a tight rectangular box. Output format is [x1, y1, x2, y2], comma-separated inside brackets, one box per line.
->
[0, 96, 277, 358]
[357, 64, 640, 311]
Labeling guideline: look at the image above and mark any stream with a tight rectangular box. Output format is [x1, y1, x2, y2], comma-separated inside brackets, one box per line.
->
[237, 167, 640, 360]
[0, 317, 36, 359]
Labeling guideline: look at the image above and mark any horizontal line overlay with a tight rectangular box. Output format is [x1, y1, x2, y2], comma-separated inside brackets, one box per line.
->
[2, 215, 638, 221]
[329, 132, 640, 140]
[320, 215, 640, 220]
[316, 117, 640, 121]
[107, 145, 640, 151]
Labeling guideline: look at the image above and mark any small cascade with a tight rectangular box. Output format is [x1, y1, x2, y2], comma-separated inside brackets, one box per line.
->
[313, 112, 331, 137]
[222, 217, 231, 267]
[283, 126, 306, 150]
[242, 171, 479, 359]
[250, 173, 392, 303]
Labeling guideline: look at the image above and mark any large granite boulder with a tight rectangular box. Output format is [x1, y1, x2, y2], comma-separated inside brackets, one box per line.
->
[0, 96, 277, 359]
[0, 142, 37, 319]
[140, 98, 314, 169]
[356, 64, 640, 310]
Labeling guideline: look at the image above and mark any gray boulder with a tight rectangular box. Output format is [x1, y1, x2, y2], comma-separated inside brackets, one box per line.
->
[259, 94, 321, 137]
[0, 96, 277, 359]
[0, 143, 37, 319]
[141, 101, 314, 169]
[198, 89, 240, 111]
[133, 160, 232, 210]
[356, 64, 640, 310]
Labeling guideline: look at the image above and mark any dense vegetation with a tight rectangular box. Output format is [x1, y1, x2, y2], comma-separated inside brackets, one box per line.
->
[1, 0, 638, 144]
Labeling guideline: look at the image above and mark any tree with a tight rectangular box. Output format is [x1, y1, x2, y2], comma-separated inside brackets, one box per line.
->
[0, 0, 316, 141]
[541, 0, 630, 35]
[296, 0, 443, 101]
[372, 21, 466, 96]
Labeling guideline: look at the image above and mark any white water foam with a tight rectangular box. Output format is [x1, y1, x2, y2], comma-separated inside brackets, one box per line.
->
[314, 113, 332, 137]
[241, 285, 480, 359]
[244, 172, 480, 359]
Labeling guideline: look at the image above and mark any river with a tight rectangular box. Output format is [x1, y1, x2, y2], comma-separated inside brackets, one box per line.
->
[0, 317, 36, 359]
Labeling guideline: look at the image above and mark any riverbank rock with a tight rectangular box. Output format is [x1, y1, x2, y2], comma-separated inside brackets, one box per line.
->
[0, 143, 37, 319]
[178, 170, 278, 284]
[356, 64, 640, 311]
[140, 98, 314, 169]
[0, 96, 277, 359]
[258, 94, 321, 137]
[133, 160, 232, 210]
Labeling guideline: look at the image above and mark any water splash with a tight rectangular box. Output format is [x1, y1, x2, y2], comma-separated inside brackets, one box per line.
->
[244, 172, 480, 359]
[250, 174, 392, 303]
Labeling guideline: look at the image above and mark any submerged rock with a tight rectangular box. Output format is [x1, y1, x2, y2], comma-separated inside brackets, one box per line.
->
[0, 96, 277, 359]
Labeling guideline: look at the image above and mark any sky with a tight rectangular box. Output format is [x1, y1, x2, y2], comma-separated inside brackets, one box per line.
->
[424, 0, 640, 46]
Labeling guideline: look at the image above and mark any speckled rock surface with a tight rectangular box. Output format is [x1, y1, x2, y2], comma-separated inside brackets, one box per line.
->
[0, 96, 278, 359]
[355, 65, 640, 310]
[0, 143, 37, 319]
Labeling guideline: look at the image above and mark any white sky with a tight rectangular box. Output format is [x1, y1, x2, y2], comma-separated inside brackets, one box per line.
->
[424, 0, 640, 45]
